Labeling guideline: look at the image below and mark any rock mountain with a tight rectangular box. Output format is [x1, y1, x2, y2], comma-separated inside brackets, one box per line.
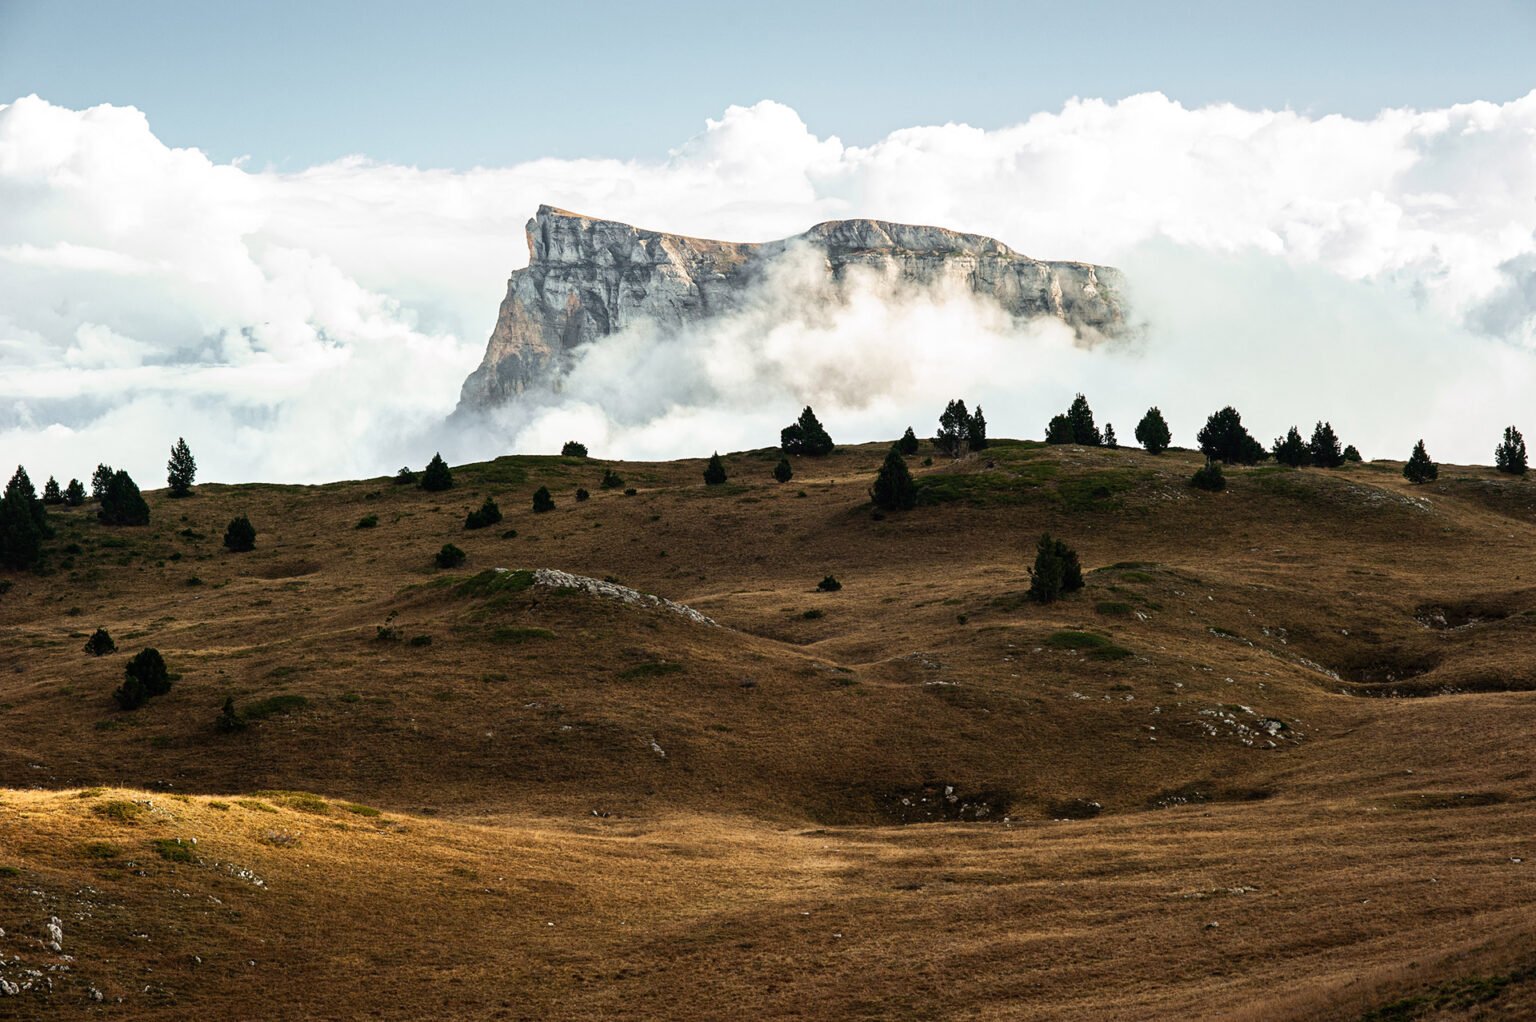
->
[457, 206, 1129, 412]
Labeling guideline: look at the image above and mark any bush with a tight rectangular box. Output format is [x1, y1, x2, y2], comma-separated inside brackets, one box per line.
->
[817, 575, 842, 592]
[98, 470, 150, 526]
[464, 497, 502, 529]
[1190, 461, 1226, 492]
[1045, 394, 1102, 446]
[623, 488, 637, 496]
[435, 543, 466, 569]
[870, 445, 916, 511]
[355, 514, 379, 529]
[1135, 407, 1172, 454]
[1197, 407, 1266, 464]
[1271, 426, 1310, 467]
[1343, 444, 1362, 463]
[898, 427, 920, 455]
[394, 466, 417, 486]
[575, 488, 590, 502]
[166, 437, 196, 497]
[561, 441, 588, 457]
[116, 648, 170, 708]
[64, 479, 86, 507]
[1495, 426, 1528, 475]
[0, 466, 46, 569]
[780, 406, 834, 456]
[113, 675, 147, 710]
[420, 453, 453, 491]
[532, 486, 555, 512]
[1309, 421, 1345, 468]
[223, 514, 256, 552]
[1404, 440, 1438, 484]
[1028, 534, 1084, 603]
[703, 452, 728, 486]
[215, 696, 247, 733]
[600, 468, 624, 490]
[83, 628, 116, 657]
[773, 458, 793, 483]
[42, 476, 63, 505]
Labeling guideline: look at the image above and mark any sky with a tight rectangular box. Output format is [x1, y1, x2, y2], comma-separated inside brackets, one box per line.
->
[1, 2, 1535, 483]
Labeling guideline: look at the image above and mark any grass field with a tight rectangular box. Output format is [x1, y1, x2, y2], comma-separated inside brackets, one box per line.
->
[2, 439, 1534, 1018]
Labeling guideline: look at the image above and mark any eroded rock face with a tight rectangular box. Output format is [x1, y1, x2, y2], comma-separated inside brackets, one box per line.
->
[457, 206, 1129, 412]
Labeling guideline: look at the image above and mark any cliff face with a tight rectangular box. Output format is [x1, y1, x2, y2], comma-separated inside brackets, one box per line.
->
[457, 206, 1129, 412]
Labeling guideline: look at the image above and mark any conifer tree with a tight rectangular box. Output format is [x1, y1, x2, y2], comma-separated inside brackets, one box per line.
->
[420, 453, 454, 492]
[1271, 426, 1311, 467]
[91, 464, 114, 501]
[780, 406, 834, 456]
[1403, 440, 1438, 484]
[464, 497, 502, 529]
[1027, 534, 1084, 603]
[83, 628, 116, 656]
[898, 427, 920, 455]
[561, 441, 588, 457]
[1343, 445, 1362, 463]
[703, 452, 728, 485]
[42, 476, 63, 505]
[0, 466, 44, 570]
[773, 458, 793, 483]
[1309, 421, 1345, 468]
[1197, 407, 1266, 464]
[600, 468, 625, 490]
[98, 470, 150, 526]
[1045, 394, 1101, 445]
[936, 399, 972, 456]
[1134, 407, 1172, 454]
[532, 486, 556, 512]
[1103, 423, 1118, 450]
[1495, 426, 1528, 475]
[1044, 413, 1074, 444]
[968, 406, 988, 452]
[223, 514, 256, 552]
[870, 445, 917, 511]
[216, 696, 247, 733]
[166, 437, 196, 497]
[64, 479, 86, 507]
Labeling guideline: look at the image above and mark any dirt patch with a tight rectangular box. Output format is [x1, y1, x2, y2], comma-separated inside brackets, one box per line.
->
[255, 559, 322, 579]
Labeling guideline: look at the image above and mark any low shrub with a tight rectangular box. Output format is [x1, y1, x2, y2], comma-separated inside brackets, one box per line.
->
[83, 628, 116, 656]
[817, 575, 842, 592]
[355, 514, 379, 529]
[561, 441, 588, 457]
[435, 543, 466, 569]
[532, 486, 555, 513]
[464, 497, 502, 529]
[600, 468, 624, 490]
[223, 514, 256, 552]
[575, 488, 590, 502]
[1190, 461, 1226, 492]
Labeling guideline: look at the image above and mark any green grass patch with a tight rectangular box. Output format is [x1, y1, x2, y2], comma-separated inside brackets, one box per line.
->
[490, 626, 555, 643]
[150, 838, 196, 863]
[244, 694, 310, 720]
[454, 569, 535, 599]
[619, 661, 685, 680]
[340, 802, 382, 817]
[0, 865, 19, 877]
[1360, 965, 1536, 1021]
[81, 841, 123, 860]
[257, 790, 331, 815]
[1044, 630, 1134, 660]
[915, 462, 1059, 507]
[1095, 601, 1135, 617]
[92, 800, 145, 823]
[236, 799, 278, 813]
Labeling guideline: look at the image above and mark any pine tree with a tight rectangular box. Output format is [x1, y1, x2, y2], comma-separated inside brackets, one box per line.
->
[1309, 421, 1345, 468]
[98, 470, 150, 526]
[1197, 407, 1266, 464]
[1103, 424, 1118, 450]
[1027, 534, 1084, 603]
[223, 514, 256, 552]
[64, 479, 86, 507]
[215, 696, 247, 733]
[420, 453, 454, 492]
[0, 466, 44, 570]
[464, 497, 502, 529]
[898, 427, 920, 455]
[91, 464, 114, 501]
[703, 452, 728, 485]
[780, 406, 834, 456]
[1495, 426, 1528, 475]
[83, 628, 116, 656]
[166, 437, 196, 497]
[1403, 440, 1438, 484]
[561, 441, 588, 457]
[1066, 394, 1102, 446]
[1271, 426, 1311, 467]
[600, 468, 624, 490]
[935, 399, 971, 456]
[773, 458, 793, 483]
[870, 445, 917, 511]
[968, 406, 988, 452]
[532, 486, 555, 512]
[1343, 445, 1362, 463]
[1044, 413, 1074, 444]
[42, 476, 63, 505]
[1134, 407, 1172, 455]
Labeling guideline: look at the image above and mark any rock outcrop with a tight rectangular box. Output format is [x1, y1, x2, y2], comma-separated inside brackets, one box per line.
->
[457, 206, 1129, 412]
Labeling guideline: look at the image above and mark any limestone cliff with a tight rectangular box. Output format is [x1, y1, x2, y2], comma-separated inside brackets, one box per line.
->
[457, 206, 1129, 412]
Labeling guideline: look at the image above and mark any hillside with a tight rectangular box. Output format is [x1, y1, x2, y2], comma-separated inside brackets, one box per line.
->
[2, 439, 1535, 1019]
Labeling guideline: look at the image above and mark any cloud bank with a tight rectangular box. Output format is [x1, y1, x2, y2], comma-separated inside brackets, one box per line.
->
[1, 91, 1535, 483]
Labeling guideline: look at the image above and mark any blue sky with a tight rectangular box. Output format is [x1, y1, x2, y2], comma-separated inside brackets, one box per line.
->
[3, 0, 1535, 169]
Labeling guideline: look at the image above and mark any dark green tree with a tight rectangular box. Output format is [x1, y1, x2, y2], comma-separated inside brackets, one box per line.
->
[1271, 426, 1311, 467]
[532, 486, 555, 512]
[64, 479, 86, 507]
[870, 445, 917, 511]
[1403, 440, 1438, 484]
[83, 628, 116, 656]
[223, 514, 256, 552]
[98, 470, 150, 526]
[1495, 426, 1528, 475]
[780, 406, 834, 456]
[1134, 407, 1172, 454]
[420, 453, 454, 492]
[935, 399, 972, 456]
[898, 427, 920, 455]
[703, 452, 728, 485]
[0, 467, 45, 570]
[1309, 421, 1345, 468]
[817, 575, 842, 592]
[215, 696, 247, 733]
[435, 543, 466, 568]
[1343, 444, 1362, 463]
[1027, 534, 1084, 603]
[166, 437, 196, 497]
[42, 476, 63, 505]
[773, 458, 793, 483]
[968, 406, 988, 452]
[1190, 460, 1226, 491]
[1197, 407, 1266, 464]
[124, 647, 170, 698]
[91, 464, 114, 501]
[600, 468, 624, 490]
[465, 497, 502, 529]
[561, 441, 588, 457]
[575, 488, 590, 502]
[113, 674, 147, 710]
[393, 466, 417, 486]
[1103, 423, 1117, 450]
[1045, 413, 1073, 444]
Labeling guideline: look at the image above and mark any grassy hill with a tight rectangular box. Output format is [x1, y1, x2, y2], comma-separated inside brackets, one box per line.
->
[2, 439, 1534, 1019]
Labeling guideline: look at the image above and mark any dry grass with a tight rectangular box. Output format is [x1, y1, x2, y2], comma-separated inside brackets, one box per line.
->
[1, 440, 1535, 1018]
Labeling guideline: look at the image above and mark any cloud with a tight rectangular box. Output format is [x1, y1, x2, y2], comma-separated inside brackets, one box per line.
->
[1, 91, 1535, 484]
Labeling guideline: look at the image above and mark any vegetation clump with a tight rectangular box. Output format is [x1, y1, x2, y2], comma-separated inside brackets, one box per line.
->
[0, 466, 48, 569]
[600, 468, 624, 490]
[114, 648, 170, 710]
[1134, 407, 1172, 454]
[1197, 406, 1266, 464]
[1027, 534, 1083, 603]
[215, 696, 247, 733]
[1190, 461, 1226, 491]
[84, 628, 116, 656]
[575, 487, 590, 502]
[561, 441, 588, 457]
[98, 470, 150, 526]
[1102, 423, 1117, 449]
[1309, 421, 1345, 468]
[1046, 394, 1102, 446]
[64, 479, 86, 506]
[166, 437, 197, 497]
[780, 406, 834, 456]
[898, 427, 920, 455]
[773, 458, 793, 483]
[91, 464, 115, 501]
[223, 514, 256, 552]
[420, 453, 454, 491]
[464, 497, 502, 529]
[42, 476, 63, 505]
[394, 466, 417, 486]
[935, 399, 987, 456]
[355, 513, 379, 529]
[703, 453, 728, 486]
[1271, 426, 1310, 467]
[1495, 425, 1527, 475]
[1404, 440, 1438, 484]
[435, 543, 466, 569]
[817, 575, 842, 592]
[1343, 444, 1362, 463]
[870, 445, 917, 511]
[532, 486, 555, 513]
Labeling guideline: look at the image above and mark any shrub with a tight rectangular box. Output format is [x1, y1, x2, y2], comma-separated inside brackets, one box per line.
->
[64, 479, 86, 507]
[464, 497, 502, 529]
[223, 514, 256, 552]
[1495, 425, 1528, 475]
[91, 464, 115, 501]
[780, 406, 834, 456]
[898, 427, 920, 455]
[870, 445, 916, 511]
[1102, 423, 1117, 450]
[0, 466, 45, 569]
[435, 543, 466, 569]
[1045, 394, 1102, 446]
[42, 476, 63, 505]
[575, 488, 590, 502]
[126, 648, 171, 697]
[561, 440, 588, 457]
[1309, 421, 1345, 468]
[1271, 426, 1310, 467]
[355, 514, 379, 529]
[1404, 440, 1438, 484]
[1343, 444, 1362, 463]
[703, 452, 728, 486]
[1197, 407, 1266, 464]
[394, 466, 417, 486]
[166, 437, 196, 497]
[1190, 460, 1226, 491]
[532, 486, 555, 512]
[420, 452, 453, 491]
[1135, 407, 1172, 454]
[600, 468, 624, 490]
[215, 696, 247, 733]
[1028, 534, 1084, 603]
[623, 488, 637, 496]
[98, 470, 150, 526]
[84, 628, 116, 656]
[817, 575, 842, 592]
[773, 458, 793, 483]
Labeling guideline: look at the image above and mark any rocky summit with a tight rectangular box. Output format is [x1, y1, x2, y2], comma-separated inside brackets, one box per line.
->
[456, 206, 1130, 411]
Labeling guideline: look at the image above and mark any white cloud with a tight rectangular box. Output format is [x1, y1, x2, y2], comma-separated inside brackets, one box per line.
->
[1, 91, 1535, 484]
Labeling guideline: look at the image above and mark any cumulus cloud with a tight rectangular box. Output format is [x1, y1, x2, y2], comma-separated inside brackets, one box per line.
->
[1, 90, 1535, 483]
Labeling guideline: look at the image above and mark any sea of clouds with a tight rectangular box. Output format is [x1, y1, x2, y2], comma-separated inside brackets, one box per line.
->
[1, 91, 1534, 483]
